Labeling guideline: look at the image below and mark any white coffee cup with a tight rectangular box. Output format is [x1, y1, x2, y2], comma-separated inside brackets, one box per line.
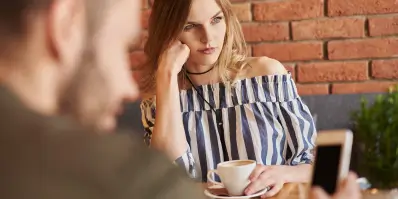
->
[207, 160, 256, 196]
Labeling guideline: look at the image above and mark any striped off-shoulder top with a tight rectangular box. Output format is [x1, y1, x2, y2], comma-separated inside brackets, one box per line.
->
[140, 73, 317, 182]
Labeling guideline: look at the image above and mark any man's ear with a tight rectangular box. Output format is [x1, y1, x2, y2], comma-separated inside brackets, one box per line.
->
[46, 0, 84, 63]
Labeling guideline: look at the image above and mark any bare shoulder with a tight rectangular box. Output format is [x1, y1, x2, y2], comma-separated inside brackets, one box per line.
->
[242, 56, 288, 78]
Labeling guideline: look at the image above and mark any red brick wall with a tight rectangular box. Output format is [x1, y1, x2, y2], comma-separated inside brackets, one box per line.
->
[132, 0, 398, 95]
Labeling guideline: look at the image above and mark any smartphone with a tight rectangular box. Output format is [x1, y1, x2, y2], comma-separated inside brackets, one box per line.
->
[310, 129, 353, 195]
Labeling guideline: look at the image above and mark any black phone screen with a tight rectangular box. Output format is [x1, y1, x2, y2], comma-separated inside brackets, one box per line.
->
[311, 145, 342, 195]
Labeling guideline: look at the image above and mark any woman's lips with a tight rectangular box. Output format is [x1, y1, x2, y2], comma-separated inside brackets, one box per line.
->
[198, 47, 216, 54]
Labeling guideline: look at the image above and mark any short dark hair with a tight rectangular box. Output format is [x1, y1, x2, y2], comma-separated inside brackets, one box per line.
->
[0, 0, 52, 38]
[0, 0, 52, 59]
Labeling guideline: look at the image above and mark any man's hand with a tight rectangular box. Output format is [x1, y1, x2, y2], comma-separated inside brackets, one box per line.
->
[310, 172, 361, 199]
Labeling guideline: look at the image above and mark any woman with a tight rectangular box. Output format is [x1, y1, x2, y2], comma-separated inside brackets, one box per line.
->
[139, 0, 317, 197]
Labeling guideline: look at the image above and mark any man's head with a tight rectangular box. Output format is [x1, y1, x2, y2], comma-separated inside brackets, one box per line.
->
[0, 0, 142, 132]
[60, 0, 141, 132]
[0, 0, 86, 114]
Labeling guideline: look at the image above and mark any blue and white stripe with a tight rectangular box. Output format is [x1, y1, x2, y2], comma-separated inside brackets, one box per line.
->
[141, 73, 317, 182]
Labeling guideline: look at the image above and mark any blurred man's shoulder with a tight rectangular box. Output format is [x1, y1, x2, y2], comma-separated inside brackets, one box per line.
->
[65, 132, 206, 199]
[0, 88, 204, 198]
[1, 122, 205, 199]
[44, 127, 205, 199]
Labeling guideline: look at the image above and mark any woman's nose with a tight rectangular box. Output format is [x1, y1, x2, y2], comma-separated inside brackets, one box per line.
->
[200, 27, 213, 44]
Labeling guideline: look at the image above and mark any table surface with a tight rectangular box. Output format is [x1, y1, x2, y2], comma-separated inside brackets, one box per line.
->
[266, 183, 309, 199]
[235, 183, 309, 199]
[202, 183, 309, 199]
[202, 183, 388, 199]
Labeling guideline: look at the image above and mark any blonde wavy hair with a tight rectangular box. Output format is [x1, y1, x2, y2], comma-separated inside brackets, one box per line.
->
[138, 0, 248, 97]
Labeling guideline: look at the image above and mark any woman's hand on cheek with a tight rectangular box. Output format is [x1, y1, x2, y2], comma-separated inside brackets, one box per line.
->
[158, 40, 190, 76]
[244, 165, 289, 198]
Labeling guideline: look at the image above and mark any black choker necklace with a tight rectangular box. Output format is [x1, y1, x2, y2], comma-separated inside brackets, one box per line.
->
[184, 65, 215, 75]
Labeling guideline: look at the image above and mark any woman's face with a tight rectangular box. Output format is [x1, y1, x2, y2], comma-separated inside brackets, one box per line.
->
[179, 0, 226, 68]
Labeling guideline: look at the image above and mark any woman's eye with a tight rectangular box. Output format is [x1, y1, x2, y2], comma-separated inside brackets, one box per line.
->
[183, 24, 196, 31]
[211, 16, 223, 24]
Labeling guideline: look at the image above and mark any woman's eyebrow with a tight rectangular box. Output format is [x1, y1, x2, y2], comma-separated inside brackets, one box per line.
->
[186, 10, 222, 24]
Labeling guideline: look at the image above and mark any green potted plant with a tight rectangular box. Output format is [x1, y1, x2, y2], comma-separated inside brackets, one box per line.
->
[352, 86, 398, 190]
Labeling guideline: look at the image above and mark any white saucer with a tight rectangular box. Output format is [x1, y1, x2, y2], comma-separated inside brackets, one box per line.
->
[204, 187, 269, 199]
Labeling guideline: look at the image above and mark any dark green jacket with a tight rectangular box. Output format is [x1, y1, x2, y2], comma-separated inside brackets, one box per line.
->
[0, 87, 204, 199]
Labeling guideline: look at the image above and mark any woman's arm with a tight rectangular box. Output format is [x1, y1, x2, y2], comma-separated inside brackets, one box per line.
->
[152, 70, 188, 160]
[141, 94, 197, 179]
[284, 164, 312, 183]
[149, 41, 190, 161]
[243, 57, 317, 197]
